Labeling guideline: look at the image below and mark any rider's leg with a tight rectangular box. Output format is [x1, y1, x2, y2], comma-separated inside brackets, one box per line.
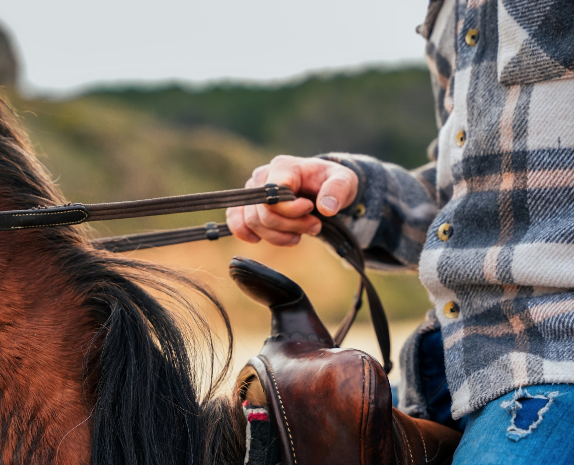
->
[452, 384, 574, 465]
[419, 329, 468, 431]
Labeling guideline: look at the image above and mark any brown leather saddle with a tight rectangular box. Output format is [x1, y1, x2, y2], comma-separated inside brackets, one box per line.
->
[232, 256, 461, 465]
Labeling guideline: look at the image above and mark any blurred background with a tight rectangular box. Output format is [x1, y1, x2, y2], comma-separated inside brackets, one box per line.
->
[0, 0, 437, 382]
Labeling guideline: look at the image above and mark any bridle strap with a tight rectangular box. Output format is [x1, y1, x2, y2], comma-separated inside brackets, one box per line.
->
[0, 184, 294, 230]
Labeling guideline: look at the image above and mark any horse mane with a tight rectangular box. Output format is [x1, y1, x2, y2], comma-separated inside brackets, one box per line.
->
[0, 98, 244, 464]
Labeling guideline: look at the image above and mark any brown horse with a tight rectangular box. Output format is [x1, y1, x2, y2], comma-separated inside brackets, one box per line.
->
[0, 98, 244, 464]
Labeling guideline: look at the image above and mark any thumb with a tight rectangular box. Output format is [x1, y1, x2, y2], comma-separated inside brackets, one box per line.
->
[316, 172, 358, 217]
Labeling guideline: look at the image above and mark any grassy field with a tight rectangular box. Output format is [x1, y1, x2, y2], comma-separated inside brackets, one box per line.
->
[4, 67, 436, 373]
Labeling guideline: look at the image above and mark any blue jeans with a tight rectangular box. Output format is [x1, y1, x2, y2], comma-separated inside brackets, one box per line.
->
[453, 384, 574, 464]
[413, 331, 574, 464]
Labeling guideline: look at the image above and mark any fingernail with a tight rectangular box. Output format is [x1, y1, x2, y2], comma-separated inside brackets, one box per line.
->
[308, 223, 322, 236]
[320, 196, 339, 213]
[247, 234, 261, 244]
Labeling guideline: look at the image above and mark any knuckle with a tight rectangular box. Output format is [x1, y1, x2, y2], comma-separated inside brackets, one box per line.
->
[258, 208, 279, 229]
[341, 166, 358, 184]
[244, 211, 260, 230]
[251, 165, 265, 177]
[244, 217, 259, 231]
[251, 165, 269, 183]
[226, 207, 241, 224]
[293, 225, 305, 235]
[330, 175, 353, 192]
[271, 154, 291, 165]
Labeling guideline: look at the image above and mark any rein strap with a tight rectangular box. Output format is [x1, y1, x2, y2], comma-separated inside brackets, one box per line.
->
[93, 222, 232, 252]
[0, 184, 293, 231]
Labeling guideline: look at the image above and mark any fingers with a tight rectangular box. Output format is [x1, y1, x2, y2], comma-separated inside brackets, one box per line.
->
[229, 154, 358, 246]
[228, 203, 322, 246]
[243, 205, 303, 247]
[253, 203, 321, 235]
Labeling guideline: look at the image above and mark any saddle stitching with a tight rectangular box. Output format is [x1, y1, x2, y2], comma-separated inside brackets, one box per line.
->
[413, 420, 429, 462]
[393, 416, 413, 465]
[365, 359, 372, 455]
[363, 357, 374, 465]
[259, 355, 297, 465]
[359, 356, 366, 465]
[423, 436, 455, 463]
[10, 209, 88, 229]
[10, 210, 89, 229]
[13, 209, 87, 218]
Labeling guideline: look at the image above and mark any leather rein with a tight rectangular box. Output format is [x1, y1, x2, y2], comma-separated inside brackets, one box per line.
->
[0, 184, 392, 373]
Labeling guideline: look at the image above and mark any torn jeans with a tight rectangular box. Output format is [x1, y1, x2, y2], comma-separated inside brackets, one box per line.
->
[452, 384, 574, 465]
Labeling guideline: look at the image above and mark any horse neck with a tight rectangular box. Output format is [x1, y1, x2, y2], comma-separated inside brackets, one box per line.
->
[0, 231, 93, 464]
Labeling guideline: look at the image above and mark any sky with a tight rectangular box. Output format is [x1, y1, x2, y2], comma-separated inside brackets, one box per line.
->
[2, 0, 430, 96]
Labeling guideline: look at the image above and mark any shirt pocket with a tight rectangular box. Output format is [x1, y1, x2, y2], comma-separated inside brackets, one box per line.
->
[497, 0, 574, 86]
[417, 0, 445, 39]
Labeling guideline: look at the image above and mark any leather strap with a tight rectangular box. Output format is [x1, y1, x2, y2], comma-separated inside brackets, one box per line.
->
[0, 204, 89, 231]
[0, 184, 293, 230]
[92, 222, 232, 252]
[316, 212, 393, 373]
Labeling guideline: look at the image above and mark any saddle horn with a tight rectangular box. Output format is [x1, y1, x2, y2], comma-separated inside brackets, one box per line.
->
[229, 256, 334, 346]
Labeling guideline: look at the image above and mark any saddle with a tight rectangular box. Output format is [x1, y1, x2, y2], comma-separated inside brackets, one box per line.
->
[232, 256, 461, 465]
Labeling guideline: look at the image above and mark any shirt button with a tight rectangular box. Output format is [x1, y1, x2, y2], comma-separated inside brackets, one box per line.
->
[437, 223, 453, 241]
[443, 301, 460, 319]
[465, 29, 479, 46]
[354, 203, 366, 219]
[456, 130, 466, 147]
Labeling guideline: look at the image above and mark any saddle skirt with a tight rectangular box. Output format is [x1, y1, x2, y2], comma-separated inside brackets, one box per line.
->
[232, 256, 461, 465]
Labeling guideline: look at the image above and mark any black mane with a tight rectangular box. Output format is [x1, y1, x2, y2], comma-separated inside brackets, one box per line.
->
[0, 98, 244, 464]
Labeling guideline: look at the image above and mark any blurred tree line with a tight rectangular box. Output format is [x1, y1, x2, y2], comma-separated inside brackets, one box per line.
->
[92, 67, 436, 169]
[9, 66, 436, 323]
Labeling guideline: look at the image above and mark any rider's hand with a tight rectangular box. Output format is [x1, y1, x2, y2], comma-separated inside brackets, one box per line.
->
[226, 155, 358, 246]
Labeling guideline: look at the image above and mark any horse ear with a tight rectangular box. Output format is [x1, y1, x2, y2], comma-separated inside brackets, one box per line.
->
[229, 256, 334, 345]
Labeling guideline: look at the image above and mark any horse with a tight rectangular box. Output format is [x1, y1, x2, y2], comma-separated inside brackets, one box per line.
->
[0, 98, 245, 464]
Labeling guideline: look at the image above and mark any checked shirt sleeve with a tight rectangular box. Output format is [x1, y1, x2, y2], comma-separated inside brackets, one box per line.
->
[319, 153, 439, 269]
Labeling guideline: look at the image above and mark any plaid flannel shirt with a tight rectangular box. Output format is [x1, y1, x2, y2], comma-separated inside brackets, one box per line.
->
[323, 0, 574, 420]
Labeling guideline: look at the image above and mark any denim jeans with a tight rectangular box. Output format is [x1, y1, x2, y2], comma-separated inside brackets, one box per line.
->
[453, 384, 574, 465]
[415, 330, 574, 465]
